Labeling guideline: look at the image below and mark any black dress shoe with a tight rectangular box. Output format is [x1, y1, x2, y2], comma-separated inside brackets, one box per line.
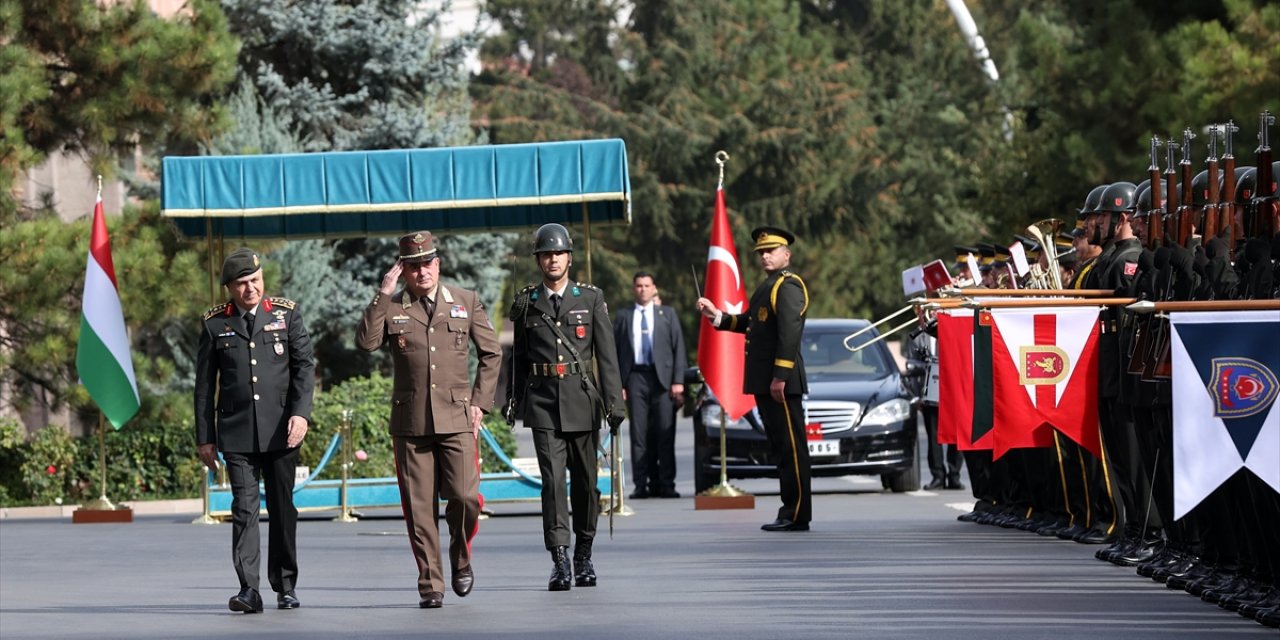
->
[228, 588, 263, 614]
[956, 511, 980, 523]
[276, 590, 300, 609]
[451, 566, 474, 598]
[1073, 529, 1114, 545]
[419, 591, 444, 609]
[573, 542, 597, 587]
[548, 546, 572, 591]
[761, 519, 809, 532]
[657, 488, 681, 498]
[945, 480, 966, 490]
[924, 478, 945, 490]
[628, 489, 650, 500]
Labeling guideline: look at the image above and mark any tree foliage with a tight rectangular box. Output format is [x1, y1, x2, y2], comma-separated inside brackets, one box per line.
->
[0, 0, 237, 220]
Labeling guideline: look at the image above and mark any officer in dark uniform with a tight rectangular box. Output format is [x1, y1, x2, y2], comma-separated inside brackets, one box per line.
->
[697, 225, 811, 532]
[195, 248, 316, 613]
[508, 223, 624, 591]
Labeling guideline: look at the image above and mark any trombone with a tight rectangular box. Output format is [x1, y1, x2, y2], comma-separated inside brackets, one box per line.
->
[843, 298, 927, 353]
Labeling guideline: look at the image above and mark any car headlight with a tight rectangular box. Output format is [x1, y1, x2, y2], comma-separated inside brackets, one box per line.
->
[859, 398, 912, 427]
[700, 403, 750, 430]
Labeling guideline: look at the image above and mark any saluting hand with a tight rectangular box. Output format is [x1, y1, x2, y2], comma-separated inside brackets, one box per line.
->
[287, 416, 309, 448]
[379, 260, 403, 295]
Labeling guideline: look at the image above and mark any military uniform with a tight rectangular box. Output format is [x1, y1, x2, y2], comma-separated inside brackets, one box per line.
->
[710, 226, 811, 530]
[354, 231, 501, 607]
[195, 248, 315, 612]
[509, 223, 624, 591]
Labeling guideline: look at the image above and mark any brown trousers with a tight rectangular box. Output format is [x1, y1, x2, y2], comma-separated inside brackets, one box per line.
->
[393, 433, 480, 596]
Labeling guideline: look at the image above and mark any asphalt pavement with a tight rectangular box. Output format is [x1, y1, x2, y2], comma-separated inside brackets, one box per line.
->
[0, 415, 1270, 639]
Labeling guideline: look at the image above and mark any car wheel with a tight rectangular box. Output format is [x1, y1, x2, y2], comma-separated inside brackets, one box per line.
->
[886, 447, 921, 493]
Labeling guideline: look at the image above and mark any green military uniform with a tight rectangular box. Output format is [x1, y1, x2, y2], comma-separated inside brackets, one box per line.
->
[711, 226, 811, 529]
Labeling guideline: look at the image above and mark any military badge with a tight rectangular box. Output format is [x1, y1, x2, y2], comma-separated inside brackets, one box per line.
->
[449, 305, 468, 319]
[576, 326, 586, 339]
[758, 307, 768, 321]
[263, 320, 287, 332]
[1209, 357, 1278, 419]
[274, 343, 285, 356]
[398, 336, 407, 349]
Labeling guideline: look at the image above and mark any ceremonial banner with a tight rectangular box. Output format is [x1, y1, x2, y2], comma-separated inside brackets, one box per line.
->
[75, 196, 140, 429]
[697, 186, 755, 420]
[988, 307, 1101, 460]
[936, 310, 976, 448]
[962, 311, 997, 451]
[1171, 310, 1280, 519]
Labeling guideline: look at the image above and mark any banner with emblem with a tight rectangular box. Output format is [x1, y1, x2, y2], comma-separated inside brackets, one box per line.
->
[1170, 310, 1280, 519]
[988, 307, 1101, 460]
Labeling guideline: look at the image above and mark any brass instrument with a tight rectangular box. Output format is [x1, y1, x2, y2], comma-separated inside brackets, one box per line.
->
[843, 298, 928, 353]
[1024, 218, 1065, 290]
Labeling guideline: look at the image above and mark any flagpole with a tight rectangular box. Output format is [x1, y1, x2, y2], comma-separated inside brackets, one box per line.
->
[79, 413, 117, 511]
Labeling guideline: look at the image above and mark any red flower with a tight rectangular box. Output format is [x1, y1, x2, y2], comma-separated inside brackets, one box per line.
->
[46, 465, 57, 474]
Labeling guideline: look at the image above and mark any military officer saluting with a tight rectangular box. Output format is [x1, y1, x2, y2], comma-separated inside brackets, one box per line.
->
[697, 225, 812, 532]
[508, 223, 625, 591]
[195, 248, 316, 613]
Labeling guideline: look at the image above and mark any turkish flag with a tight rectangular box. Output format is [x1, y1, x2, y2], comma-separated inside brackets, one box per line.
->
[698, 187, 756, 420]
[989, 307, 1101, 460]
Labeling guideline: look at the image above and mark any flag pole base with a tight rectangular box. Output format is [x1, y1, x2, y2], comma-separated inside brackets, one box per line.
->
[695, 483, 755, 510]
[73, 502, 133, 524]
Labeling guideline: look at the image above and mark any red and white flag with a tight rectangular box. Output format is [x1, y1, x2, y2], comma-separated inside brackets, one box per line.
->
[936, 310, 977, 448]
[988, 307, 1101, 460]
[697, 186, 755, 420]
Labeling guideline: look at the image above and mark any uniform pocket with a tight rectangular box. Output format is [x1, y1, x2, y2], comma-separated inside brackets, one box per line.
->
[391, 390, 414, 426]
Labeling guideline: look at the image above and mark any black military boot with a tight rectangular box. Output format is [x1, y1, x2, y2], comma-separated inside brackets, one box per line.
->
[573, 540, 597, 587]
[548, 546, 572, 591]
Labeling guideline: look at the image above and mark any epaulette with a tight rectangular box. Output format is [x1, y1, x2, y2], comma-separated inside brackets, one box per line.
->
[576, 282, 600, 291]
[509, 285, 536, 321]
[268, 296, 297, 310]
[202, 302, 230, 321]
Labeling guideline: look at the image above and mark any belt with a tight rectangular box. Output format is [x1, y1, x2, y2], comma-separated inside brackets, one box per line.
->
[631, 364, 655, 372]
[530, 362, 585, 377]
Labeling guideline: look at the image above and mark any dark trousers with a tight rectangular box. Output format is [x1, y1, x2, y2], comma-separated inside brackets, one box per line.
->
[921, 405, 963, 484]
[223, 448, 299, 594]
[962, 450, 995, 509]
[626, 369, 676, 493]
[532, 429, 600, 550]
[1099, 399, 1140, 536]
[755, 393, 811, 524]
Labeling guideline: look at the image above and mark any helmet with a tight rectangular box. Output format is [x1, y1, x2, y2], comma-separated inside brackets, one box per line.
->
[532, 223, 573, 255]
[1135, 185, 1152, 218]
[1078, 184, 1108, 218]
[1235, 168, 1257, 204]
[1190, 170, 1211, 207]
[1098, 181, 1138, 213]
[1266, 161, 1280, 199]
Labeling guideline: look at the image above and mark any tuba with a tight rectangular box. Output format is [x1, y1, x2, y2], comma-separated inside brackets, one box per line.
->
[1023, 218, 1065, 290]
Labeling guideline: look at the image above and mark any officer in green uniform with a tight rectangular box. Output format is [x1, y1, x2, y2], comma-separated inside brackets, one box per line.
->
[508, 223, 624, 591]
[195, 248, 315, 613]
[697, 226, 811, 531]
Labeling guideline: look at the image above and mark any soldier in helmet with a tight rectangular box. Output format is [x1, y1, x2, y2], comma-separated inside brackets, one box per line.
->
[697, 225, 812, 532]
[507, 223, 624, 591]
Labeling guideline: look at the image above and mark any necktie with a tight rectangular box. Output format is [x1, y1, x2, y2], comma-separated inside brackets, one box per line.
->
[424, 297, 435, 318]
[243, 311, 254, 334]
[551, 293, 561, 314]
[641, 308, 653, 365]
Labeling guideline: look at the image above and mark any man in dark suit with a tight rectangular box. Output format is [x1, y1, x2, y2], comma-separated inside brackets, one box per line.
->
[509, 223, 624, 591]
[355, 231, 501, 609]
[697, 226, 811, 532]
[613, 272, 687, 499]
[196, 248, 315, 613]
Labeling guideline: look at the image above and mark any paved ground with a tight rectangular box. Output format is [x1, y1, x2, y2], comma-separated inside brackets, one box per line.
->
[0, 417, 1270, 639]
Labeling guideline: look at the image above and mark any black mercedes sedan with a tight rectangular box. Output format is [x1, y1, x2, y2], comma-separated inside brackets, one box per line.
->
[687, 318, 919, 493]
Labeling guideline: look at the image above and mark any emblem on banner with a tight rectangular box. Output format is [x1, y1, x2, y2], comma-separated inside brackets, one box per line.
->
[1209, 357, 1278, 419]
[1018, 346, 1068, 386]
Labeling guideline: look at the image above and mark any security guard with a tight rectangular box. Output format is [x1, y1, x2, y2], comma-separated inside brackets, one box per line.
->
[508, 223, 624, 591]
[195, 248, 316, 613]
[697, 225, 811, 531]
[355, 231, 501, 609]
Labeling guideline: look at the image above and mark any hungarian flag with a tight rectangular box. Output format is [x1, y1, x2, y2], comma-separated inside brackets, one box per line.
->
[75, 196, 140, 429]
[988, 307, 1101, 460]
[936, 310, 974, 447]
[698, 186, 755, 420]
[1170, 310, 1279, 519]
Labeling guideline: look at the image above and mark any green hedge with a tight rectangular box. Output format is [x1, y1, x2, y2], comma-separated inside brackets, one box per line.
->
[0, 375, 519, 508]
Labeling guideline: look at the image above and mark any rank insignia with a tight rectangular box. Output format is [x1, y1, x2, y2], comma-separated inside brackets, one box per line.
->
[576, 326, 586, 339]
[449, 305, 469, 319]
[218, 330, 236, 338]
[758, 307, 768, 321]
[571, 286, 581, 297]
[274, 343, 285, 356]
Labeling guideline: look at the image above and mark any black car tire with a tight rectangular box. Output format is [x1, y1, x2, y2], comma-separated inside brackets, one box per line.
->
[886, 447, 921, 493]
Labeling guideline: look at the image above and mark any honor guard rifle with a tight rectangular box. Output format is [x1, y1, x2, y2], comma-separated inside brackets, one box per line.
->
[1164, 137, 1179, 245]
[1204, 125, 1221, 241]
[1253, 110, 1275, 240]
[1177, 128, 1197, 246]
[1148, 135, 1164, 249]
[1221, 120, 1240, 255]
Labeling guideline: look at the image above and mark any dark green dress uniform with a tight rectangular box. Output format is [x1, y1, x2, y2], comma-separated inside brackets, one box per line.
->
[510, 281, 625, 551]
[711, 227, 811, 528]
[195, 284, 315, 601]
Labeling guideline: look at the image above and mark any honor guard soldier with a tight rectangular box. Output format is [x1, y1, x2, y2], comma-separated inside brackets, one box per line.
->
[507, 223, 625, 591]
[355, 231, 501, 609]
[195, 248, 316, 614]
[697, 225, 812, 531]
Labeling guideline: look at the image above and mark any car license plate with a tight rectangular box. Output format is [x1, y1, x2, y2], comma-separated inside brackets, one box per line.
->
[808, 440, 839, 458]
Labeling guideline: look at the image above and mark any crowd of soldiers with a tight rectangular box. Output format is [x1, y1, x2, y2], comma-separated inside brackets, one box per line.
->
[930, 115, 1279, 629]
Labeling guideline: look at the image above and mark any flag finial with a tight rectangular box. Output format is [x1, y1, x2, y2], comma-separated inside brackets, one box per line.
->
[96, 174, 102, 200]
[715, 151, 729, 189]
